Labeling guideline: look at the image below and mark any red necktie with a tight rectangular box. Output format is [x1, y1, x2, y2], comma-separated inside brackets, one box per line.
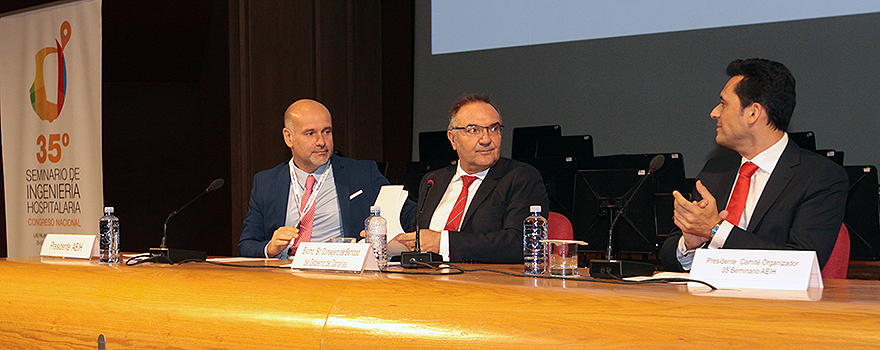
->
[444, 175, 476, 231]
[725, 162, 759, 227]
[291, 175, 317, 254]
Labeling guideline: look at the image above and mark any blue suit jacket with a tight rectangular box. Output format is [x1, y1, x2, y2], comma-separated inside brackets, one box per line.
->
[238, 155, 417, 257]
[660, 139, 848, 271]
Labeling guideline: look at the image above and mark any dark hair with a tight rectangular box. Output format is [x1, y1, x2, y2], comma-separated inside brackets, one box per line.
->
[725, 58, 796, 131]
[448, 93, 496, 129]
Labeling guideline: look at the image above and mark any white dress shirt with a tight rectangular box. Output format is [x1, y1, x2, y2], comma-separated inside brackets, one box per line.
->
[677, 133, 789, 269]
[264, 158, 342, 258]
[427, 164, 490, 261]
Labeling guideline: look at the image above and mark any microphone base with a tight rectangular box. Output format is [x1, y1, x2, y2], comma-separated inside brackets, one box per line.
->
[589, 259, 655, 279]
[400, 251, 443, 268]
[150, 247, 208, 263]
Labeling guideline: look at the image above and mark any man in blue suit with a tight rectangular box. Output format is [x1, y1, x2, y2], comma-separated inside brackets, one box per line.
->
[239, 99, 416, 258]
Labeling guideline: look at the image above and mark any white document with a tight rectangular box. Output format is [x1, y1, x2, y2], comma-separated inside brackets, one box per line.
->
[374, 185, 411, 256]
[207, 257, 274, 263]
[374, 185, 409, 237]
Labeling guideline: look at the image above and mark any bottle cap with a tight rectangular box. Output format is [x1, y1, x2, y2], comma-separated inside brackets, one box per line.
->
[530, 205, 541, 213]
[104, 206, 114, 213]
[370, 205, 381, 213]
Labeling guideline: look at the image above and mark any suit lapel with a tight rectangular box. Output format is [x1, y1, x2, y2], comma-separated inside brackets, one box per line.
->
[273, 162, 294, 228]
[421, 167, 455, 228]
[747, 140, 798, 232]
[330, 156, 352, 235]
[461, 158, 507, 229]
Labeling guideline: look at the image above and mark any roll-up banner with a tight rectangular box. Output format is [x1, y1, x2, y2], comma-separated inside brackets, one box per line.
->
[0, 0, 103, 257]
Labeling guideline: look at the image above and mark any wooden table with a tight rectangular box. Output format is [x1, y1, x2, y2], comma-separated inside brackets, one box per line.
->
[1, 256, 879, 349]
[849, 259, 880, 280]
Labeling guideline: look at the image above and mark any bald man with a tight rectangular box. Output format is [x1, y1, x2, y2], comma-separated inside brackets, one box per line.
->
[239, 99, 417, 258]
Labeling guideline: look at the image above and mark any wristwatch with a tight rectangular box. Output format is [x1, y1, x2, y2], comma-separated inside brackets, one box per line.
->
[710, 219, 725, 238]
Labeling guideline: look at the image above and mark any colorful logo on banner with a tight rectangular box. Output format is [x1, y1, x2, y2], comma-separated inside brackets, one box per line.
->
[29, 21, 70, 123]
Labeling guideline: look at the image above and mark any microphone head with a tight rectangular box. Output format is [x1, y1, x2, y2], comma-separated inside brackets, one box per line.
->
[423, 173, 435, 189]
[208, 178, 225, 191]
[649, 155, 665, 172]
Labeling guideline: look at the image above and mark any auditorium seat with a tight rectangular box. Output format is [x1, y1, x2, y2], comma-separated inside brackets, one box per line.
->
[548, 212, 573, 240]
[822, 223, 851, 279]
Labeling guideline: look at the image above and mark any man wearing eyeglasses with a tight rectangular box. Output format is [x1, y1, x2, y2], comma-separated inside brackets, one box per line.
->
[393, 94, 549, 263]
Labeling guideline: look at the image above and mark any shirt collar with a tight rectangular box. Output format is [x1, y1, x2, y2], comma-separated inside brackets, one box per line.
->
[288, 158, 331, 188]
[454, 162, 490, 181]
[743, 132, 788, 174]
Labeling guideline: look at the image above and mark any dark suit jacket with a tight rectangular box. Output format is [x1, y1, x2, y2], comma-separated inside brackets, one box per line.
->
[660, 139, 848, 271]
[414, 157, 549, 263]
[238, 155, 417, 258]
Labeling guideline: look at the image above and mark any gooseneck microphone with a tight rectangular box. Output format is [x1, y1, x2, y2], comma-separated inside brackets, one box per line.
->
[590, 155, 664, 279]
[604, 155, 664, 260]
[150, 178, 224, 263]
[161, 178, 225, 248]
[401, 177, 443, 268]
[413, 179, 434, 253]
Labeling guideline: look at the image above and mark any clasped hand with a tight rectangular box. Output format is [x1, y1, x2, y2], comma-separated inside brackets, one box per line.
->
[672, 180, 728, 250]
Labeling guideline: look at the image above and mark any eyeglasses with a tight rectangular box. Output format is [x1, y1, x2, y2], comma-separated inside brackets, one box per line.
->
[449, 123, 504, 136]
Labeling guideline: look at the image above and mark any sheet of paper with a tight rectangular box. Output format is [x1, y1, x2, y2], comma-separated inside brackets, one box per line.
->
[374, 185, 409, 241]
[359, 238, 409, 257]
[387, 240, 410, 256]
[623, 271, 689, 282]
[207, 257, 274, 263]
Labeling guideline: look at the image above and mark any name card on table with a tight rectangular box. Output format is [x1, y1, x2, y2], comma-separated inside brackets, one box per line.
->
[40, 234, 98, 259]
[690, 249, 823, 291]
[290, 242, 381, 272]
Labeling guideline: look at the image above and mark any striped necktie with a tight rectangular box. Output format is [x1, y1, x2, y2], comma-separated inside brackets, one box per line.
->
[444, 175, 476, 231]
[291, 175, 317, 254]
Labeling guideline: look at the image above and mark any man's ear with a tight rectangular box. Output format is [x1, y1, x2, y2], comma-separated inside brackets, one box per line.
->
[447, 130, 457, 151]
[283, 128, 294, 148]
[746, 102, 765, 126]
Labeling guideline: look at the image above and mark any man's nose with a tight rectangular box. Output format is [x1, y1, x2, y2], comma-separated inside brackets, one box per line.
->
[710, 104, 721, 119]
[478, 130, 493, 144]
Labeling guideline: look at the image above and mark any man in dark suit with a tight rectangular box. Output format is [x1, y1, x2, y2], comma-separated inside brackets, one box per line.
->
[660, 59, 847, 271]
[239, 99, 416, 258]
[393, 94, 549, 263]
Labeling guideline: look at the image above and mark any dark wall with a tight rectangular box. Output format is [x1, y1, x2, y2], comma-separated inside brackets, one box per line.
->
[101, 0, 231, 256]
[0, 0, 232, 256]
[229, 0, 414, 253]
[381, 0, 415, 181]
[413, 2, 880, 177]
[1, 0, 415, 257]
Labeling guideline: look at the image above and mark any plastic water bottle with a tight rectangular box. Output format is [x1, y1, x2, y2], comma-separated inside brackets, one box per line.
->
[364, 206, 388, 269]
[523, 205, 547, 275]
[99, 207, 120, 263]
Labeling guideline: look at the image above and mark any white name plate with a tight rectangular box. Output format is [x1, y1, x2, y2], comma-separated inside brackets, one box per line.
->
[690, 249, 823, 291]
[40, 234, 98, 259]
[290, 242, 380, 272]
